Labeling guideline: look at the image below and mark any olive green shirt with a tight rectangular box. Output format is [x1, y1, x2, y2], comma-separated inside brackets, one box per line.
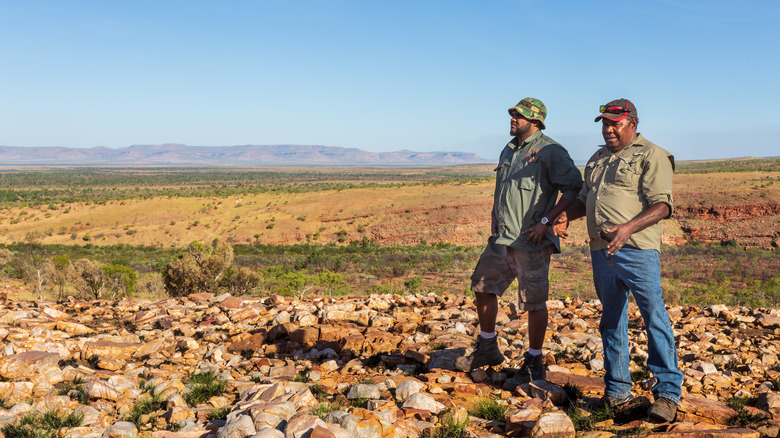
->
[577, 134, 675, 252]
[493, 131, 582, 253]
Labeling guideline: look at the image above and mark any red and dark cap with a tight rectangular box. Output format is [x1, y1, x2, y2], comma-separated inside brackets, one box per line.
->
[594, 98, 638, 122]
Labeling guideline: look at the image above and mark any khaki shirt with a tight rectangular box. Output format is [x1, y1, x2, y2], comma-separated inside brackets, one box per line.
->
[577, 134, 674, 252]
[494, 131, 582, 252]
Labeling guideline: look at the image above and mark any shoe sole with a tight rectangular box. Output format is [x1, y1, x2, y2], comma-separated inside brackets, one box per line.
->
[648, 410, 675, 423]
[593, 395, 635, 409]
[456, 356, 505, 372]
[475, 356, 505, 370]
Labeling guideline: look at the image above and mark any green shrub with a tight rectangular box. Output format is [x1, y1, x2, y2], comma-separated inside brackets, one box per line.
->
[404, 275, 424, 293]
[163, 242, 234, 296]
[102, 263, 137, 298]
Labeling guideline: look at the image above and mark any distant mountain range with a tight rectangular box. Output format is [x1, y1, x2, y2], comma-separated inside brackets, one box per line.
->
[0, 144, 491, 166]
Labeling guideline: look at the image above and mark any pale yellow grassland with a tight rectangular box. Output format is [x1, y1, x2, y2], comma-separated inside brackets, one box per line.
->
[0, 182, 501, 247]
[1, 170, 757, 249]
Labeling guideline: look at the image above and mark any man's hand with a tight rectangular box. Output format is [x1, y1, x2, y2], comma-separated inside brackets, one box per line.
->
[552, 211, 569, 238]
[602, 203, 670, 255]
[522, 222, 549, 245]
[603, 222, 636, 255]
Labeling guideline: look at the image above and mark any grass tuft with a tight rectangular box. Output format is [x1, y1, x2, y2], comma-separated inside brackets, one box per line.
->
[567, 402, 616, 432]
[468, 397, 506, 421]
[630, 370, 650, 382]
[206, 406, 232, 421]
[127, 392, 165, 428]
[185, 371, 228, 406]
[312, 401, 337, 419]
[726, 396, 769, 428]
[425, 415, 468, 438]
[1, 411, 84, 438]
[56, 377, 87, 404]
[292, 370, 311, 383]
[309, 383, 326, 401]
[563, 382, 583, 406]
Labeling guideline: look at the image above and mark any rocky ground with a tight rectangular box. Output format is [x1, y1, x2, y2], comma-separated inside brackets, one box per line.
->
[1, 286, 780, 438]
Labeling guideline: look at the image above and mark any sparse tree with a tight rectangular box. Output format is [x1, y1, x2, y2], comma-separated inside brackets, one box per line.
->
[163, 242, 234, 296]
[73, 259, 107, 299]
[18, 243, 54, 300]
[51, 255, 75, 301]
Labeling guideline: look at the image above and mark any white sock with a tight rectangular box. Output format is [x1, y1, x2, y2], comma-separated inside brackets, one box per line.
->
[528, 349, 542, 356]
[479, 331, 496, 339]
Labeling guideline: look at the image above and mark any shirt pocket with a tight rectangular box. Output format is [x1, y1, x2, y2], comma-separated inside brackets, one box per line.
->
[584, 161, 601, 191]
[518, 161, 539, 191]
[613, 156, 643, 188]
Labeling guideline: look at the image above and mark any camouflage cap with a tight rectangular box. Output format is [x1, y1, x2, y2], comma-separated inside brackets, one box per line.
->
[508, 97, 547, 129]
[595, 98, 638, 122]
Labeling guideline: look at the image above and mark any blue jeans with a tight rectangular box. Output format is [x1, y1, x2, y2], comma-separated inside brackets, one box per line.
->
[591, 247, 683, 403]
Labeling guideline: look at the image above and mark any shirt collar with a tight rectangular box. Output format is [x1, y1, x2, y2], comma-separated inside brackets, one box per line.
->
[508, 130, 543, 150]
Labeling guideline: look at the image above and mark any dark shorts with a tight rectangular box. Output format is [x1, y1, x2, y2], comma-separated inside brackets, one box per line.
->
[470, 239, 553, 312]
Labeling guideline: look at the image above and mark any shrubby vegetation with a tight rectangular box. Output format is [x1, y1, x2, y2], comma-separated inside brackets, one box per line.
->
[662, 244, 780, 308]
[163, 241, 259, 296]
[676, 157, 780, 174]
[0, 167, 493, 208]
[0, 239, 777, 308]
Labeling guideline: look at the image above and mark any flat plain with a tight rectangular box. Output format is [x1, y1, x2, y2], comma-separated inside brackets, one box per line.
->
[1, 160, 777, 249]
[0, 158, 777, 307]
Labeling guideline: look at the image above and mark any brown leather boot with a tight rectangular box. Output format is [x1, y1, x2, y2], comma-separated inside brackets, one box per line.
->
[455, 335, 505, 371]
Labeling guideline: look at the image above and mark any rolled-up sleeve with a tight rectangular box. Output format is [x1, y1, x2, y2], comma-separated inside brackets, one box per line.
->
[548, 145, 583, 202]
[641, 147, 675, 217]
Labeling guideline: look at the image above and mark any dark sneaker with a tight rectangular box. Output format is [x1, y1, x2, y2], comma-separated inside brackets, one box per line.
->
[455, 335, 505, 371]
[517, 352, 546, 383]
[648, 397, 678, 423]
[592, 393, 636, 410]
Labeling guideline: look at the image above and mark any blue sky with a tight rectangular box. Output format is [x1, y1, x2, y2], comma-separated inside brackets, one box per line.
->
[1, 1, 778, 162]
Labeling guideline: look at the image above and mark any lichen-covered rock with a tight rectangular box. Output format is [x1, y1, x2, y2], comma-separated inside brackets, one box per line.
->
[101, 421, 138, 438]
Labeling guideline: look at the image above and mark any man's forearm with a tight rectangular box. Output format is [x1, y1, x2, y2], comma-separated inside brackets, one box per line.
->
[544, 198, 573, 223]
[622, 202, 670, 235]
[564, 200, 586, 222]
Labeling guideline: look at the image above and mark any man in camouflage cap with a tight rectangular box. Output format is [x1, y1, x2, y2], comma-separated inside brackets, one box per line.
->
[562, 98, 683, 422]
[456, 98, 582, 384]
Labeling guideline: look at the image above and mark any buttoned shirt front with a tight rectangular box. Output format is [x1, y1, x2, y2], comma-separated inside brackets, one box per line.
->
[493, 131, 582, 252]
[577, 134, 674, 252]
